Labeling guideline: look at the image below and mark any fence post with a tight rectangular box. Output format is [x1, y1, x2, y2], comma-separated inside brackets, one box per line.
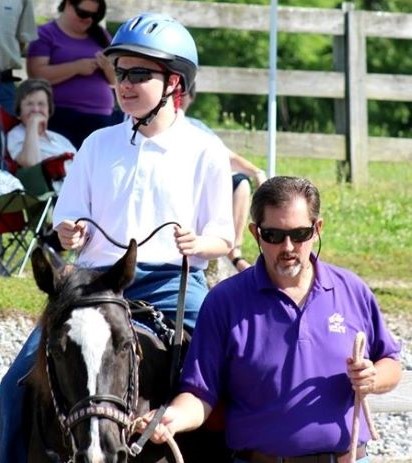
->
[333, 2, 353, 182]
[346, 6, 368, 185]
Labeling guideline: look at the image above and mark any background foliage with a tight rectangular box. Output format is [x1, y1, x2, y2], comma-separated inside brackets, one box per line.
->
[178, 0, 412, 138]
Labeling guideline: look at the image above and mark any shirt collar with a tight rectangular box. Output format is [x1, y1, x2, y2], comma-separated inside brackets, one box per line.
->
[253, 253, 334, 292]
[127, 111, 186, 152]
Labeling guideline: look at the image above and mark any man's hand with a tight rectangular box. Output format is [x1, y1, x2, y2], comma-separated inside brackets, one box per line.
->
[137, 407, 180, 444]
[346, 356, 377, 396]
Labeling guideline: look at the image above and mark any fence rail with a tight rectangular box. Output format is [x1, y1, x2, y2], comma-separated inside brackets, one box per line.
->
[32, 0, 412, 183]
[369, 371, 412, 413]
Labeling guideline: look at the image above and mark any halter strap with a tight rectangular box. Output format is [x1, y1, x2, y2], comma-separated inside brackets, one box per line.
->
[72, 295, 130, 311]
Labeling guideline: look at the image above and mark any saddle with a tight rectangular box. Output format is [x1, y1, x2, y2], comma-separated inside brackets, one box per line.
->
[128, 299, 192, 348]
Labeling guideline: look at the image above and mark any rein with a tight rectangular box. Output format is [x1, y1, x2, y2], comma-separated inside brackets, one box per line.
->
[71, 218, 188, 460]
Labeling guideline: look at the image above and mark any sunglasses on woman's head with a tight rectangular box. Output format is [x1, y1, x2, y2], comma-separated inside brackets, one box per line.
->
[114, 67, 165, 84]
[73, 5, 99, 20]
[258, 224, 315, 244]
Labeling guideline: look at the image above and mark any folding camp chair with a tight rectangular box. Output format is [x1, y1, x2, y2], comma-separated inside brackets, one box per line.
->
[0, 189, 54, 276]
[0, 107, 74, 274]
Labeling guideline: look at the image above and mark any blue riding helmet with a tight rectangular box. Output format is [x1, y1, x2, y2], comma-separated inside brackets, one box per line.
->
[104, 12, 198, 91]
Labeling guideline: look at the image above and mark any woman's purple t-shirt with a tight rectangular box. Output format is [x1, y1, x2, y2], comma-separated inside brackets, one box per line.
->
[28, 21, 114, 115]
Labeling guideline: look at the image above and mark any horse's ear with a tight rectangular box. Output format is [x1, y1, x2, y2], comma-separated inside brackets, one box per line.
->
[100, 239, 137, 293]
[31, 247, 57, 295]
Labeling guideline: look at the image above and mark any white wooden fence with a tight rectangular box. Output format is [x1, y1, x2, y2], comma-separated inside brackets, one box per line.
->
[30, 0, 412, 184]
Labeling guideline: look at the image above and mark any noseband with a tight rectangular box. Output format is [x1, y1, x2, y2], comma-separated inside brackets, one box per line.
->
[45, 296, 140, 448]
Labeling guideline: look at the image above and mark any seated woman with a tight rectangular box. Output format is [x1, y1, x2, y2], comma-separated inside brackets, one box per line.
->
[0, 170, 24, 195]
[7, 78, 76, 171]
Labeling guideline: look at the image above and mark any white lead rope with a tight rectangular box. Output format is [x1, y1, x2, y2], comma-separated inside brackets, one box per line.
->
[349, 332, 379, 463]
[129, 415, 184, 463]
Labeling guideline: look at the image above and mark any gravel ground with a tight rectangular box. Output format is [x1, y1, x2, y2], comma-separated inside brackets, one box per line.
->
[1, 262, 411, 462]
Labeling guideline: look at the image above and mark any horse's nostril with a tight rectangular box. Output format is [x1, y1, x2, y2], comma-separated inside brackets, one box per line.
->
[115, 448, 128, 463]
[74, 452, 89, 463]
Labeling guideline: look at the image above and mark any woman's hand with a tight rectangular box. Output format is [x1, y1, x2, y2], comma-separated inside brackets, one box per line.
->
[95, 51, 116, 84]
[76, 58, 99, 76]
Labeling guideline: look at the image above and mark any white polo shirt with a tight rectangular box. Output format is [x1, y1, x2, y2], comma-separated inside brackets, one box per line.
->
[53, 112, 234, 269]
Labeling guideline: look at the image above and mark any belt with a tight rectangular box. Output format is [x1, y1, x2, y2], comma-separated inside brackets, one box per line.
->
[234, 445, 366, 463]
[0, 70, 20, 83]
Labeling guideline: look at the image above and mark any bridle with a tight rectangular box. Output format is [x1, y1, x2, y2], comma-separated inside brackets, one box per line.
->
[45, 295, 141, 457]
[44, 218, 188, 461]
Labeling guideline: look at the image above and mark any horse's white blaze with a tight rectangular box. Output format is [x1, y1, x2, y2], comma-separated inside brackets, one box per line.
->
[67, 308, 111, 460]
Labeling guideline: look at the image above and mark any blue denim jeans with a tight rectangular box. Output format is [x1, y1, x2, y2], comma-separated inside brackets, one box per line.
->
[0, 264, 207, 463]
[0, 327, 41, 461]
[0, 82, 17, 116]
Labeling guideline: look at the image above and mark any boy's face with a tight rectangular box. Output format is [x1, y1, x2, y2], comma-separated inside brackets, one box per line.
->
[113, 55, 178, 118]
[19, 90, 49, 125]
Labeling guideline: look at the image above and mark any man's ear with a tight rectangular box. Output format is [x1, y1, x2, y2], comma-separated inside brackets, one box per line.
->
[248, 222, 259, 241]
[315, 218, 324, 235]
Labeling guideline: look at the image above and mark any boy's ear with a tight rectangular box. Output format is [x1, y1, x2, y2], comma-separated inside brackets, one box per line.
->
[167, 74, 181, 91]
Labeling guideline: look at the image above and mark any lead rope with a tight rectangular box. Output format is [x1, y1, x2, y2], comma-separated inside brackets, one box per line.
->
[128, 413, 184, 463]
[349, 332, 379, 463]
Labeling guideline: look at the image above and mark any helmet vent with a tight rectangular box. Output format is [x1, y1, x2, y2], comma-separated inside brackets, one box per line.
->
[130, 16, 143, 30]
[146, 22, 159, 34]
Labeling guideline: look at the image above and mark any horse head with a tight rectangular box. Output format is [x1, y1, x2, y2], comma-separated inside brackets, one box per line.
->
[28, 240, 141, 463]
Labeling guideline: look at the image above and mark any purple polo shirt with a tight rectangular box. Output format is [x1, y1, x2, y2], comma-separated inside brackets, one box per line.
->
[27, 21, 114, 115]
[180, 255, 400, 456]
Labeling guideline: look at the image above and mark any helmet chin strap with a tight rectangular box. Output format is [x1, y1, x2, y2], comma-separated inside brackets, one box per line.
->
[130, 78, 174, 145]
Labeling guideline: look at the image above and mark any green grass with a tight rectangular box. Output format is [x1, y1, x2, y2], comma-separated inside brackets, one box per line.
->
[241, 157, 412, 314]
[1, 157, 411, 316]
[0, 275, 46, 316]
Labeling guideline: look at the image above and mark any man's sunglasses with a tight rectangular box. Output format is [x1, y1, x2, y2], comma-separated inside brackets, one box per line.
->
[258, 224, 316, 244]
[114, 67, 164, 85]
[73, 5, 99, 20]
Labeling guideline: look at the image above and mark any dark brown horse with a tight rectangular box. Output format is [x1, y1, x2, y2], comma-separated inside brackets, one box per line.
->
[23, 240, 228, 463]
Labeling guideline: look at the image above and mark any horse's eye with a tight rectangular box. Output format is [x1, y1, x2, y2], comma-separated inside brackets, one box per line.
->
[120, 340, 132, 353]
[49, 344, 64, 358]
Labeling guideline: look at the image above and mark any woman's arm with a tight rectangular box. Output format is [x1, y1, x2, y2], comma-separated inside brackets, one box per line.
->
[229, 150, 267, 186]
[27, 56, 99, 85]
[13, 115, 45, 167]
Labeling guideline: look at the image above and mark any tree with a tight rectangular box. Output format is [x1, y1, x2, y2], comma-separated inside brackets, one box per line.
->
[189, 0, 412, 138]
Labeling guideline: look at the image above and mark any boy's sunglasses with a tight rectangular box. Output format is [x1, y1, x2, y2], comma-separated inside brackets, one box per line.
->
[73, 5, 99, 20]
[258, 224, 315, 244]
[114, 67, 165, 85]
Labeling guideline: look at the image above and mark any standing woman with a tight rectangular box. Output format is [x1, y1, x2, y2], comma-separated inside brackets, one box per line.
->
[26, 0, 119, 149]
